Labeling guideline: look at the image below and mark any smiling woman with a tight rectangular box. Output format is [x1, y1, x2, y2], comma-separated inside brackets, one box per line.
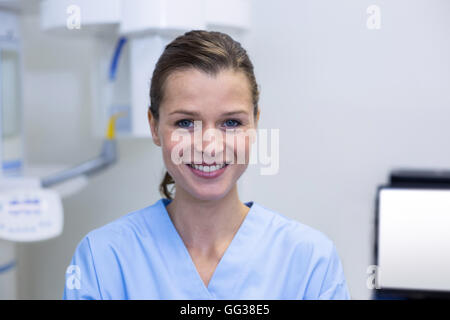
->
[63, 30, 351, 300]
[150, 68, 256, 201]
[148, 30, 259, 202]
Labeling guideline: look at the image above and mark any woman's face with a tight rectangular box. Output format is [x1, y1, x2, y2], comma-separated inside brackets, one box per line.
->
[149, 68, 259, 201]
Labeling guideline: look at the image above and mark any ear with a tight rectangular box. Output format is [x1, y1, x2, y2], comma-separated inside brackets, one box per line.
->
[255, 107, 260, 128]
[148, 108, 161, 146]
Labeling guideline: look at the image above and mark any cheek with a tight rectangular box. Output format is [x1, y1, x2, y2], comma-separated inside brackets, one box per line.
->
[160, 129, 192, 166]
[161, 138, 188, 184]
[227, 133, 252, 164]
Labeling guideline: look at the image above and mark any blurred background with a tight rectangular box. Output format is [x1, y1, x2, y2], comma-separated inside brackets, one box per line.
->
[1, 0, 450, 300]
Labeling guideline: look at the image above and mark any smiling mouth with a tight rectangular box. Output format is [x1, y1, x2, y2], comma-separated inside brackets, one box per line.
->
[186, 163, 229, 173]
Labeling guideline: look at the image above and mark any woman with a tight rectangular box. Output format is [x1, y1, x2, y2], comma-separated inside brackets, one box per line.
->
[63, 30, 351, 300]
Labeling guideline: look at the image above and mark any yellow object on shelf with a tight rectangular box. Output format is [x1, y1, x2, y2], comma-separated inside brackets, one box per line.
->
[106, 112, 127, 140]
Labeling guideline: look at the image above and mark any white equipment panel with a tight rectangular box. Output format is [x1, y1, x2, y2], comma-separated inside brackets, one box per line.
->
[0, 189, 63, 242]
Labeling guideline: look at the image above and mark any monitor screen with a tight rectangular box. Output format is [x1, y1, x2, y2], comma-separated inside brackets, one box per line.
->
[377, 188, 450, 292]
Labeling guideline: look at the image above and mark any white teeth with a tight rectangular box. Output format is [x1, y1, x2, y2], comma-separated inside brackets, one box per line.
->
[188, 163, 226, 172]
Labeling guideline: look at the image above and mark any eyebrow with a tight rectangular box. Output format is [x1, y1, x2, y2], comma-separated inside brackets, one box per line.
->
[169, 110, 249, 117]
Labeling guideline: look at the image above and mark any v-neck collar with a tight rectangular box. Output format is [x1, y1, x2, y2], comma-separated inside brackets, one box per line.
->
[155, 197, 263, 299]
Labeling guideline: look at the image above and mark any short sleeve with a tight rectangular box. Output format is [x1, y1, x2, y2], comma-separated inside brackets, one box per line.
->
[63, 236, 103, 300]
[317, 243, 351, 300]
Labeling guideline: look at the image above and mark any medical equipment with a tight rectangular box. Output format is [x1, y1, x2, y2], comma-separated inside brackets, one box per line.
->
[40, 0, 251, 138]
[0, 8, 23, 300]
[40, 115, 119, 188]
[374, 169, 450, 299]
[0, 0, 251, 300]
[0, 6, 120, 299]
[0, 183, 63, 242]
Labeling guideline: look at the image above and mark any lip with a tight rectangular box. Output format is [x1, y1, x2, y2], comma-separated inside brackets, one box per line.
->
[185, 163, 229, 179]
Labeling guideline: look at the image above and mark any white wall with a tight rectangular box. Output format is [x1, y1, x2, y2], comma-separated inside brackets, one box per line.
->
[16, 0, 450, 299]
[243, 0, 450, 299]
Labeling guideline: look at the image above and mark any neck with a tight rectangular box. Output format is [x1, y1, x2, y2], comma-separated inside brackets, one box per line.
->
[166, 185, 250, 254]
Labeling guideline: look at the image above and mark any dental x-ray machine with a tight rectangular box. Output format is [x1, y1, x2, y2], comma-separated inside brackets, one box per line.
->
[0, 0, 251, 299]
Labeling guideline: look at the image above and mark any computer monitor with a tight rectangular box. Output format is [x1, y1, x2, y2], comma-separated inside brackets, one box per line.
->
[375, 187, 450, 298]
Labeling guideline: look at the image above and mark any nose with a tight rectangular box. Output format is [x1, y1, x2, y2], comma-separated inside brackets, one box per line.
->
[193, 123, 225, 159]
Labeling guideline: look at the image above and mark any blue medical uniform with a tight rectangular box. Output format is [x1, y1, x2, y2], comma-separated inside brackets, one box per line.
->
[63, 198, 351, 299]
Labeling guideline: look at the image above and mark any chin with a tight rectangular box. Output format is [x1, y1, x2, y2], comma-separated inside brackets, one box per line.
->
[185, 185, 232, 202]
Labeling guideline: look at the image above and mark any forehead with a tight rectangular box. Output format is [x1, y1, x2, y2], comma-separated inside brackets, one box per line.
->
[161, 68, 253, 114]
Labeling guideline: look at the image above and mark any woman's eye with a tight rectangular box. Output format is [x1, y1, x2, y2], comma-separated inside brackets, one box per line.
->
[223, 119, 241, 127]
[176, 119, 194, 128]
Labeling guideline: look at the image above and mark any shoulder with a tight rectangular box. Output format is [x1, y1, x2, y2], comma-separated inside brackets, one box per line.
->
[253, 202, 336, 256]
[81, 199, 164, 249]
[254, 202, 349, 299]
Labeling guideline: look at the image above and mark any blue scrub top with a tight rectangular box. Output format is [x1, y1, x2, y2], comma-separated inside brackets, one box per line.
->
[63, 198, 351, 299]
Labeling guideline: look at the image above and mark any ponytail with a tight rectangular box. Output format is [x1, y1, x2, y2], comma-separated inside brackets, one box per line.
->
[159, 171, 175, 200]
